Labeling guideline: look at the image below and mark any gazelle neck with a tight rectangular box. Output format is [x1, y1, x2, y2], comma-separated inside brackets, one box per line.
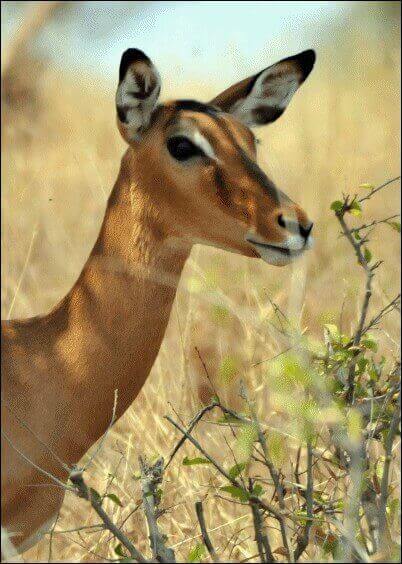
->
[28, 152, 191, 460]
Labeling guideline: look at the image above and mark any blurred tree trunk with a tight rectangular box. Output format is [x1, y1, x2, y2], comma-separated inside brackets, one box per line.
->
[1, 1, 63, 77]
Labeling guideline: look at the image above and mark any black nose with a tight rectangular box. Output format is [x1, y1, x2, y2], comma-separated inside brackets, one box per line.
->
[300, 222, 313, 240]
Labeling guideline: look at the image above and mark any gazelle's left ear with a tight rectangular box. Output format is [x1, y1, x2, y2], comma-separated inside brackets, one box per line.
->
[210, 50, 316, 127]
[115, 48, 161, 143]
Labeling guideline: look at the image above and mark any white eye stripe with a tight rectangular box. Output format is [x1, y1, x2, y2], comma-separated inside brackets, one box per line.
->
[192, 130, 217, 161]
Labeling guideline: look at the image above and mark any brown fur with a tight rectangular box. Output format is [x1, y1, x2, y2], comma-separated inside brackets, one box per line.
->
[1, 86, 313, 550]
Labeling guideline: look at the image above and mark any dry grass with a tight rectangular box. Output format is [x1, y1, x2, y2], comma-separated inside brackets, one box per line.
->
[2, 15, 400, 563]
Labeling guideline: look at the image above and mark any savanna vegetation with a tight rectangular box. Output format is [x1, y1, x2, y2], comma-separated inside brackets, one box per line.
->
[1, 3, 400, 562]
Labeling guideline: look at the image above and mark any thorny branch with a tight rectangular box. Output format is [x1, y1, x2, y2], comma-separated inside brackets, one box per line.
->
[2, 178, 400, 563]
[239, 382, 294, 562]
[378, 389, 401, 541]
[334, 177, 400, 403]
[69, 468, 149, 563]
[139, 456, 176, 563]
[165, 412, 295, 563]
[331, 177, 400, 560]
[293, 441, 313, 561]
[195, 501, 220, 563]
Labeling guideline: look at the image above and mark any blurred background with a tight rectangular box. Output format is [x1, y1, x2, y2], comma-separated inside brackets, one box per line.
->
[1, 2, 400, 562]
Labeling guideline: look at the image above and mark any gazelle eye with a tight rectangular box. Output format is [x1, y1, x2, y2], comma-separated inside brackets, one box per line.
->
[167, 136, 204, 161]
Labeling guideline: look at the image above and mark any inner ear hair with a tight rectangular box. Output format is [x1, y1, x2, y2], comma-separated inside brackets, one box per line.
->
[210, 49, 316, 127]
[115, 48, 161, 143]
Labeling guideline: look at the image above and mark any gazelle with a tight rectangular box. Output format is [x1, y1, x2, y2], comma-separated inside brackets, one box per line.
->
[1, 47, 316, 552]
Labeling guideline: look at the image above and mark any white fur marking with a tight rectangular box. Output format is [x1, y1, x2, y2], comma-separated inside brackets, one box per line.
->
[244, 232, 313, 266]
[230, 65, 301, 127]
[115, 64, 161, 140]
[170, 124, 219, 162]
[1, 527, 25, 562]
[192, 130, 218, 161]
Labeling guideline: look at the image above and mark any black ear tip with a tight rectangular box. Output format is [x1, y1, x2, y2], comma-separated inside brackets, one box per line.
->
[119, 48, 150, 82]
[297, 49, 316, 79]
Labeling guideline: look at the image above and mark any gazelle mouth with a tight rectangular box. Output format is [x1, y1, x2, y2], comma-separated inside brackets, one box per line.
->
[245, 235, 312, 266]
[245, 238, 304, 256]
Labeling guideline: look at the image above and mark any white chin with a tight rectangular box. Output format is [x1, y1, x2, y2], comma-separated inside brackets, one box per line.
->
[252, 245, 304, 266]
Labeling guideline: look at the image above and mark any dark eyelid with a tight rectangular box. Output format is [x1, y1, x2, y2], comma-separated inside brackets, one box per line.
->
[167, 135, 207, 162]
[169, 135, 205, 155]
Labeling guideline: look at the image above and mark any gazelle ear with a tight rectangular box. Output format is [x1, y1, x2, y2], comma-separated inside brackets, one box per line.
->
[210, 50, 316, 127]
[115, 48, 161, 143]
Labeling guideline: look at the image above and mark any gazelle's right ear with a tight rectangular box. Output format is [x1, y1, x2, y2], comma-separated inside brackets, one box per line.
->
[210, 50, 316, 127]
[115, 49, 161, 143]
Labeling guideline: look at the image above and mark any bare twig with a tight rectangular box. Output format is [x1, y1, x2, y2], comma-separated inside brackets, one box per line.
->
[362, 294, 401, 336]
[166, 401, 218, 468]
[250, 500, 276, 563]
[335, 200, 376, 403]
[47, 506, 61, 563]
[1, 430, 73, 491]
[139, 456, 176, 563]
[69, 468, 149, 563]
[195, 501, 221, 562]
[357, 176, 401, 205]
[347, 214, 400, 235]
[1, 401, 71, 474]
[239, 383, 293, 562]
[294, 441, 313, 561]
[44, 523, 105, 535]
[378, 390, 401, 540]
[250, 502, 267, 563]
[165, 412, 296, 564]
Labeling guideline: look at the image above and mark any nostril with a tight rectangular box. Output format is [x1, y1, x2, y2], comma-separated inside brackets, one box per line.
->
[300, 222, 314, 240]
[277, 214, 286, 229]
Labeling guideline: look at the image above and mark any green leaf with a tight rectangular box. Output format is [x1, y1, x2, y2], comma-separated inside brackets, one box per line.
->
[251, 483, 265, 498]
[324, 323, 340, 342]
[362, 338, 378, 352]
[267, 430, 285, 465]
[334, 499, 344, 510]
[228, 462, 247, 480]
[347, 408, 363, 444]
[387, 221, 401, 233]
[295, 509, 309, 525]
[387, 498, 400, 522]
[182, 456, 212, 466]
[357, 357, 369, 374]
[234, 423, 258, 462]
[349, 200, 362, 216]
[217, 355, 239, 384]
[323, 537, 339, 557]
[114, 543, 126, 557]
[359, 183, 374, 190]
[211, 304, 229, 325]
[155, 488, 163, 503]
[187, 543, 206, 563]
[216, 414, 243, 426]
[364, 248, 372, 263]
[330, 200, 344, 212]
[353, 231, 361, 240]
[220, 485, 250, 502]
[105, 493, 123, 507]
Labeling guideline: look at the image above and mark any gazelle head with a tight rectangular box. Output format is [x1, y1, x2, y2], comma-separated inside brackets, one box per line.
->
[115, 48, 315, 265]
